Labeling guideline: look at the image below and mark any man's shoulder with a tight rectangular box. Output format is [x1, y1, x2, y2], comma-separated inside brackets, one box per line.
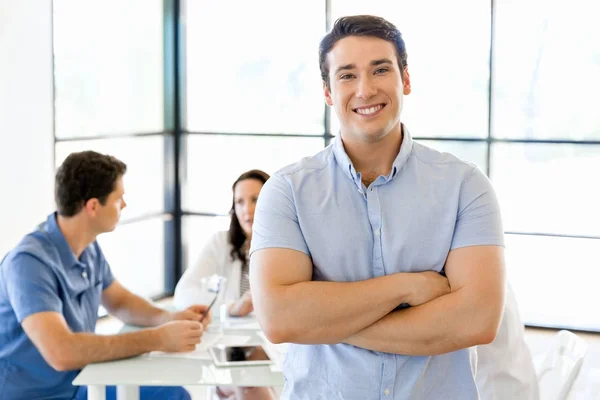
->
[272, 145, 334, 181]
[410, 141, 478, 178]
[0, 233, 58, 292]
[3, 230, 54, 263]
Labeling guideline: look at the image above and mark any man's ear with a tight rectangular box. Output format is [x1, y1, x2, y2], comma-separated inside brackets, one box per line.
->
[84, 198, 99, 216]
[402, 68, 411, 95]
[323, 81, 334, 107]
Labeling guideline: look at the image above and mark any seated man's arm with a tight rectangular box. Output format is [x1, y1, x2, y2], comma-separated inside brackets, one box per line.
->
[345, 168, 506, 355]
[344, 245, 505, 355]
[22, 311, 202, 371]
[250, 175, 450, 345]
[4, 254, 203, 372]
[102, 280, 184, 327]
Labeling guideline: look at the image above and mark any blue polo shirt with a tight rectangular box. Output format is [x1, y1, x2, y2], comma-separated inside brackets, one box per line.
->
[0, 212, 114, 400]
[250, 126, 504, 399]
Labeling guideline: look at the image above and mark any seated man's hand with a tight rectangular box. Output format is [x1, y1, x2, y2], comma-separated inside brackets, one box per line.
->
[408, 271, 451, 306]
[154, 320, 204, 353]
[228, 291, 254, 317]
[169, 304, 212, 326]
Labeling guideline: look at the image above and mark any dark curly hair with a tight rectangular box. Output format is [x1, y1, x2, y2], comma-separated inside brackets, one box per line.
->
[319, 15, 408, 89]
[55, 151, 127, 217]
[228, 169, 270, 266]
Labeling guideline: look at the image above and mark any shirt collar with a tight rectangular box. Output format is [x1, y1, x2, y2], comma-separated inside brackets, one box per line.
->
[44, 212, 80, 269]
[332, 124, 414, 186]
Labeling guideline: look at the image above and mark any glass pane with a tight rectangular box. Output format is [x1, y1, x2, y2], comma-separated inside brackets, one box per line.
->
[417, 140, 487, 173]
[98, 217, 165, 298]
[183, 215, 231, 273]
[330, 0, 490, 138]
[53, 0, 163, 138]
[492, 0, 600, 140]
[185, 0, 326, 134]
[506, 234, 600, 331]
[184, 135, 325, 213]
[55, 136, 165, 219]
[491, 143, 600, 236]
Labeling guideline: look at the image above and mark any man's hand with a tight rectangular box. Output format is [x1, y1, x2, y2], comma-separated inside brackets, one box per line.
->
[168, 304, 212, 326]
[408, 271, 450, 306]
[154, 320, 204, 353]
[228, 291, 254, 317]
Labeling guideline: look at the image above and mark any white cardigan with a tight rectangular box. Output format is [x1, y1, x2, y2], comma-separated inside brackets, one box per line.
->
[476, 283, 540, 400]
[174, 231, 244, 311]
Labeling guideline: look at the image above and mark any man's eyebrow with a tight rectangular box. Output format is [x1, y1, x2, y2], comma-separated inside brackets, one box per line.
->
[371, 58, 393, 66]
[334, 63, 356, 75]
[334, 59, 393, 75]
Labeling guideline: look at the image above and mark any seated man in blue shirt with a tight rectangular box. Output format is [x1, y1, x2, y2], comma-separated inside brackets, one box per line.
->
[249, 15, 506, 399]
[0, 151, 210, 400]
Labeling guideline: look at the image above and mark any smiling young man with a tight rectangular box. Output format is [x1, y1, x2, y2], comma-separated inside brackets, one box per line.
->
[0, 151, 210, 400]
[249, 15, 507, 399]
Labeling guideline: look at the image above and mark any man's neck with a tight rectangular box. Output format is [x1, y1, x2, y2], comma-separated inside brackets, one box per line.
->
[56, 214, 97, 259]
[342, 124, 403, 187]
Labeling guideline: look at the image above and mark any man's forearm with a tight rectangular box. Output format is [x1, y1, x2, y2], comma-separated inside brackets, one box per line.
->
[108, 293, 168, 327]
[58, 329, 160, 371]
[256, 273, 418, 344]
[345, 288, 500, 356]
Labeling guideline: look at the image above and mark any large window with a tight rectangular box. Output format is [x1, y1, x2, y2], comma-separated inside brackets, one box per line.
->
[491, 0, 600, 329]
[52, 0, 168, 299]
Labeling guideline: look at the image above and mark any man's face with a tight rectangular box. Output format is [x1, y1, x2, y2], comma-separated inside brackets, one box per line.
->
[324, 36, 411, 143]
[94, 176, 127, 233]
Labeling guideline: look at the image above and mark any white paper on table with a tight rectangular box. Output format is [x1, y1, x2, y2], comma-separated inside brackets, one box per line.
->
[146, 331, 224, 360]
[216, 334, 252, 346]
[222, 315, 261, 330]
[147, 348, 213, 360]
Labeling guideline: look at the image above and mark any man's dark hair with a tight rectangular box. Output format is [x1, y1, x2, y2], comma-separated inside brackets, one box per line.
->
[55, 151, 127, 217]
[319, 15, 408, 89]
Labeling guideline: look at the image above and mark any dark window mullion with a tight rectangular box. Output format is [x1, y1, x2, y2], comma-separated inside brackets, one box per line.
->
[505, 231, 600, 241]
[163, 0, 184, 294]
[184, 131, 334, 139]
[55, 131, 171, 143]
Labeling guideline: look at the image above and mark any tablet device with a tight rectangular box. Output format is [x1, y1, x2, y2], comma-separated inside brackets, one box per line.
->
[209, 344, 274, 367]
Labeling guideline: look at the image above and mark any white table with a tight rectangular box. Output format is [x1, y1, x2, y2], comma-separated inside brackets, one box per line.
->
[73, 322, 285, 400]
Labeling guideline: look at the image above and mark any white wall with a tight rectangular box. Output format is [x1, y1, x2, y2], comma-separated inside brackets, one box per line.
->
[0, 0, 55, 257]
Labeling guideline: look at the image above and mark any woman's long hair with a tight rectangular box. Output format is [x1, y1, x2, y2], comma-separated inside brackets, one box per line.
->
[228, 169, 270, 266]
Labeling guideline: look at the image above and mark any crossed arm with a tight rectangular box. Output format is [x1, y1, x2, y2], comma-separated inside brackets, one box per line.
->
[250, 245, 505, 355]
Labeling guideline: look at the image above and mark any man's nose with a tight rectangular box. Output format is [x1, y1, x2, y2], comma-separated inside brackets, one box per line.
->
[356, 76, 377, 99]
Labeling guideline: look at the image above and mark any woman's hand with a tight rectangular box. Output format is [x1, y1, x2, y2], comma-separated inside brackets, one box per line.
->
[228, 290, 254, 317]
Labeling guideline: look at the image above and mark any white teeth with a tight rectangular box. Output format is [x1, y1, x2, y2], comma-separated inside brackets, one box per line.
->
[356, 105, 383, 115]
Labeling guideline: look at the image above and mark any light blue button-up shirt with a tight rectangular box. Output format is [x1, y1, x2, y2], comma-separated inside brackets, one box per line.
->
[250, 126, 504, 400]
[0, 213, 114, 400]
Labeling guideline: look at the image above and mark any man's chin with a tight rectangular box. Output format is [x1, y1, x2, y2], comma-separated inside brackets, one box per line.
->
[104, 224, 118, 233]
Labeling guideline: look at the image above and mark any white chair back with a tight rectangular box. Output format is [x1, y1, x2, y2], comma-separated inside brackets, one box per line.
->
[535, 330, 588, 400]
